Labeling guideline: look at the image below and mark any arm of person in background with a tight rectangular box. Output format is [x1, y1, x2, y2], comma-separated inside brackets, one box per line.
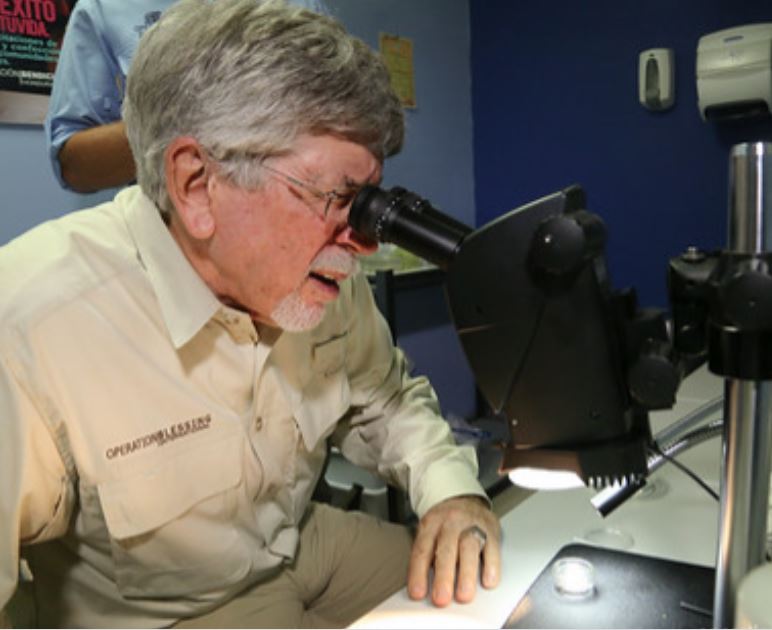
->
[44, 0, 137, 192]
[57, 120, 135, 192]
[332, 273, 502, 607]
[0, 355, 75, 626]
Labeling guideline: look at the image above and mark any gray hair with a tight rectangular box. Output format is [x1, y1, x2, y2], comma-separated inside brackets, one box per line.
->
[123, 0, 404, 215]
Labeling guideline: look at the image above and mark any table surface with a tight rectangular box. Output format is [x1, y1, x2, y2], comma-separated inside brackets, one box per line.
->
[351, 366, 725, 629]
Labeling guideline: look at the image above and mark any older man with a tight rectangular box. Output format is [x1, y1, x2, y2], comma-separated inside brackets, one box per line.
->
[0, 0, 500, 627]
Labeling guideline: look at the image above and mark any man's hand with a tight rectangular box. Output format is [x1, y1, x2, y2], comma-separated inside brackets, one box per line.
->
[407, 495, 501, 607]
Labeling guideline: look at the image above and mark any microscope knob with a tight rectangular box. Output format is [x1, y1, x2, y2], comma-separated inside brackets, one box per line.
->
[530, 215, 586, 277]
[627, 352, 680, 409]
[719, 268, 772, 330]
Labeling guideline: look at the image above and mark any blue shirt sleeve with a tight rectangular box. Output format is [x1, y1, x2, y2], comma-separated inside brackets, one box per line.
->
[44, 0, 124, 188]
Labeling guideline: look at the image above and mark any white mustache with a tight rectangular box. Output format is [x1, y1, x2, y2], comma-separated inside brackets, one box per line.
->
[309, 247, 359, 277]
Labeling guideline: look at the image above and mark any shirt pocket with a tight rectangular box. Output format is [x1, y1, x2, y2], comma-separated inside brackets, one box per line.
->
[312, 331, 349, 376]
[96, 431, 250, 598]
[293, 333, 352, 452]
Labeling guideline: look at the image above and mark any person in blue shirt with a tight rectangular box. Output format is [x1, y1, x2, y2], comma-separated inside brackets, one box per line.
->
[44, 0, 326, 192]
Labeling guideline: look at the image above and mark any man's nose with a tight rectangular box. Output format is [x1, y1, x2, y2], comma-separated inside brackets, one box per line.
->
[334, 224, 379, 255]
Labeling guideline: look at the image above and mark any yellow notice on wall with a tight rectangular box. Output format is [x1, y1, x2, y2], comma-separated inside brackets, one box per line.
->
[379, 33, 416, 109]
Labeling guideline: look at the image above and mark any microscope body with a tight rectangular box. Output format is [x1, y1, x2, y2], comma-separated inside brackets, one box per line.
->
[443, 186, 656, 487]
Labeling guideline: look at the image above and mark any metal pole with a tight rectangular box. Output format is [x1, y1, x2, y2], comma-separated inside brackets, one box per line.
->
[713, 142, 772, 628]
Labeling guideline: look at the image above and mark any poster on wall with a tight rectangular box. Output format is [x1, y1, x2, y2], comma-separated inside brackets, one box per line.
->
[0, 0, 76, 125]
[379, 33, 416, 110]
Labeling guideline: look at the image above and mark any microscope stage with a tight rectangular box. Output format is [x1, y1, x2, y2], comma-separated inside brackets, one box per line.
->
[505, 543, 714, 629]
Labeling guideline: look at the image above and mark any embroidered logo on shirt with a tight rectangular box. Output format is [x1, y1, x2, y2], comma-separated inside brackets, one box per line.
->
[105, 414, 212, 460]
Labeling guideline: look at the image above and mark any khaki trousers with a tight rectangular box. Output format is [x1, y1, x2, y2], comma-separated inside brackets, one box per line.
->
[173, 502, 413, 629]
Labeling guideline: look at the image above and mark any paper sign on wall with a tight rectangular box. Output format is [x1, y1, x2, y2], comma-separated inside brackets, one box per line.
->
[379, 33, 416, 109]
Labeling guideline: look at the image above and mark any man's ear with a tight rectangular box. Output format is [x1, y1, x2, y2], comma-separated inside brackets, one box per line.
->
[164, 137, 216, 239]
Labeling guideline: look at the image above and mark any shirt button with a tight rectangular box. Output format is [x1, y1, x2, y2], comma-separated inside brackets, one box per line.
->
[255, 416, 263, 431]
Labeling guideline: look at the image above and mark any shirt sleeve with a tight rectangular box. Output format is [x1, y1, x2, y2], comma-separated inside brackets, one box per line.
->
[0, 354, 74, 613]
[333, 273, 487, 518]
[44, 0, 124, 189]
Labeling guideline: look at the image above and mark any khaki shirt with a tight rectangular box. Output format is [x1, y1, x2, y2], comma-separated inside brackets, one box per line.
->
[0, 187, 484, 627]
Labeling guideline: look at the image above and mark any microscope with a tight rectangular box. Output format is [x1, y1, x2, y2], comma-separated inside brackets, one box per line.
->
[349, 142, 772, 629]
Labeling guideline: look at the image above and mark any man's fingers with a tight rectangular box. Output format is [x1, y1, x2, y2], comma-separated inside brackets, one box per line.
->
[430, 530, 460, 607]
[455, 529, 484, 603]
[407, 524, 438, 600]
[407, 496, 502, 606]
[481, 528, 501, 589]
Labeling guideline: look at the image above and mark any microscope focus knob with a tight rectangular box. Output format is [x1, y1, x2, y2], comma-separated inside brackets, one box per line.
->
[530, 215, 585, 276]
[719, 268, 772, 330]
[627, 351, 680, 409]
[530, 211, 605, 280]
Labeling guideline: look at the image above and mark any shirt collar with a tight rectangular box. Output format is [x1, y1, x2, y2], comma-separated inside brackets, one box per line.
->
[122, 187, 222, 349]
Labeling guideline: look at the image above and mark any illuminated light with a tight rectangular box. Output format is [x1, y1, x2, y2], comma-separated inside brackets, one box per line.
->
[508, 467, 585, 490]
[551, 557, 596, 600]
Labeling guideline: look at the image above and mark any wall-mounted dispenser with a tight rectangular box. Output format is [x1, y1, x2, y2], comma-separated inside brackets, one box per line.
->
[697, 23, 772, 122]
[639, 48, 675, 111]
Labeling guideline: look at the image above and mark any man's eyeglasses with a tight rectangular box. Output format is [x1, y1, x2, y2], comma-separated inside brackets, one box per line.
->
[259, 162, 358, 222]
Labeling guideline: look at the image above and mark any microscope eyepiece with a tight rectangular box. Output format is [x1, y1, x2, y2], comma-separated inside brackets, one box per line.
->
[349, 185, 471, 270]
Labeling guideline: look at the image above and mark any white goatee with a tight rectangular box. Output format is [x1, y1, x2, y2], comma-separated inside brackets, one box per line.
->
[270, 247, 359, 332]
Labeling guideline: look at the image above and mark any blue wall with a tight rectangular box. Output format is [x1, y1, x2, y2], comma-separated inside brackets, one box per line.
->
[470, 1, 772, 309]
[0, 125, 116, 245]
[328, 0, 475, 227]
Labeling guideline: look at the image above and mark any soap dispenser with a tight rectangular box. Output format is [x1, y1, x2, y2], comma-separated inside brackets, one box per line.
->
[639, 48, 675, 111]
